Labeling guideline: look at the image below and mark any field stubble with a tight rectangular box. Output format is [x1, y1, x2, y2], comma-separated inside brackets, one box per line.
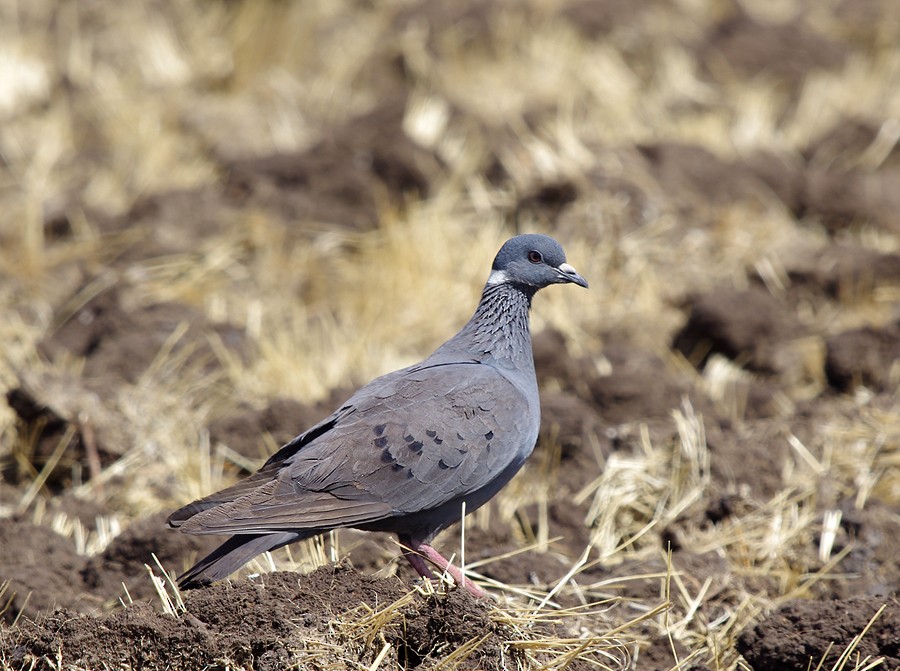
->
[1, 1, 899, 669]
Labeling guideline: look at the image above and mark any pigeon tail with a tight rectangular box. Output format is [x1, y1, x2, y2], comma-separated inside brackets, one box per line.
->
[177, 531, 310, 589]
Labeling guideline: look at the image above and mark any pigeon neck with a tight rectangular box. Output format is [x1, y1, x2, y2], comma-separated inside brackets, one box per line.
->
[447, 281, 536, 371]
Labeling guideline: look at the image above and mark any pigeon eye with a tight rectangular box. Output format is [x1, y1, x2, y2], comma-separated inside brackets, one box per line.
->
[527, 250, 543, 264]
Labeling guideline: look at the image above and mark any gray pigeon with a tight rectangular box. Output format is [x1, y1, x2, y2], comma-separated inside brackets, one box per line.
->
[168, 234, 587, 596]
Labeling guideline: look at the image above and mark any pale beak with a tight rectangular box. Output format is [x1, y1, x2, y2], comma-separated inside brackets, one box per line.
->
[557, 262, 588, 288]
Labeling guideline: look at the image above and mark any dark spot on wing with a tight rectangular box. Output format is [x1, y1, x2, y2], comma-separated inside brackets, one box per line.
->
[433, 436, 443, 445]
[438, 459, 450, 469]
[408, 440, 423, 453]
[484, 431, 494, 441]
[374, 436, 388, 448]
[391, 463, 404, 472]
[407, 468, 415, 478]
[381, 449, 395, 463]
[457, 432, 464, 441]
[426, 429, 436, 438]
[404, 433, 414, 443]
[374, 424, 386, 436]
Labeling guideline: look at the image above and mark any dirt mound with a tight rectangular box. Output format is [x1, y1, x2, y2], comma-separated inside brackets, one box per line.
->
[2, 566, 523, 671]
[0, 519, 93, 622]
[673, 286, 802, 374]
[0, 513, 222, 624]
[737, 596, 900, 671]
[825, 325, 900, 392]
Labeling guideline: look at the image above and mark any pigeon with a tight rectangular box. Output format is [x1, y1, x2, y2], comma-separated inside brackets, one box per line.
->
[168, 234, 587, 596]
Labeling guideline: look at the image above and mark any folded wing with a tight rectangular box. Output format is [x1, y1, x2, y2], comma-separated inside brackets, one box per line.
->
[170, 361, 535, 536]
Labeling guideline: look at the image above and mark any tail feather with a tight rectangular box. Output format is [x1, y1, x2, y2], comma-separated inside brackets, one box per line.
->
[167, 468, 278, 528]
[177, 531, 311, 589]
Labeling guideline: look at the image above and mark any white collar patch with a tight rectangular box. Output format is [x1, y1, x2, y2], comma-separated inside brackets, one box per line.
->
[486, 269, 509, 285]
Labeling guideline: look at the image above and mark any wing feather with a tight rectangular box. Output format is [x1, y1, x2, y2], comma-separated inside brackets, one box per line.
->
[173, 361, 536, 536]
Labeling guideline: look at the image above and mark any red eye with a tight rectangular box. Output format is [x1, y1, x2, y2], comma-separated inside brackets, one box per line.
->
[528, 250, 543, 263]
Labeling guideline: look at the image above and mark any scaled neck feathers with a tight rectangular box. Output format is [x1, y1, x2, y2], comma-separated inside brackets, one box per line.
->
[433, 282, 535, 373]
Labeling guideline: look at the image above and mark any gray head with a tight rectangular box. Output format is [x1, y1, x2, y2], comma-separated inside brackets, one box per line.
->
[488, 234, 588, 292]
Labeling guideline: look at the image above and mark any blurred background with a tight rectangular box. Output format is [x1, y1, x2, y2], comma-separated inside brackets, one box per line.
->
[1, 0, 899, 669]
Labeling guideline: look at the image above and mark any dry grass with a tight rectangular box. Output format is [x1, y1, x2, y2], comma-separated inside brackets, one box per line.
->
[1, 0, 899, 669]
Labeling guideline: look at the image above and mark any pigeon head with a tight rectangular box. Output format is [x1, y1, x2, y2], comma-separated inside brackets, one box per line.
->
[488, 234, 588, 291]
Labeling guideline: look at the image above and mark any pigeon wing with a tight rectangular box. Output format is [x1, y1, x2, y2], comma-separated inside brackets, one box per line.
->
[341, 361, 536, 514]
[176, 361, 535, 535]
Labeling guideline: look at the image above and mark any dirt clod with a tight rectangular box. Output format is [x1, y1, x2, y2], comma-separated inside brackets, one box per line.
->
[825, 325, 900, 392]
[737, 596, 900, 671]
[673, 287, 801, 373]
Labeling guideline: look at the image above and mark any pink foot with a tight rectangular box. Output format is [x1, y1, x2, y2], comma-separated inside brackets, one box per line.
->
[399, 536, 486, 598]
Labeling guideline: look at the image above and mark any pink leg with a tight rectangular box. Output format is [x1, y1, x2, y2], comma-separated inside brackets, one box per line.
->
[402, 546, 436, 580]
[399, 535, 486, 598]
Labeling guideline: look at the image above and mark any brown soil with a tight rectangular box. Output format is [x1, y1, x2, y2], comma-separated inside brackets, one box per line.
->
[2, 1, 899, 670]
[3, 566, 516, 671]
[737, 596, 900, 671]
